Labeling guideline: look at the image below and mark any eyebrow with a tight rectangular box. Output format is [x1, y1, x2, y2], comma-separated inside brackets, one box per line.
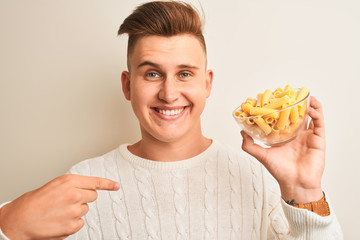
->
[137, 61, 160, 69]
[137, 61, 200, 70]
[178, 64, 200, 70]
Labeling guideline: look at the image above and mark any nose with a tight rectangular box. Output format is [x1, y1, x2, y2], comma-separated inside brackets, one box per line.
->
[158, 78, 180, 103]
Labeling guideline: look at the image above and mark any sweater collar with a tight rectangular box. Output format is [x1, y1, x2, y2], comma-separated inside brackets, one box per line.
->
[118, 139, 220, 171]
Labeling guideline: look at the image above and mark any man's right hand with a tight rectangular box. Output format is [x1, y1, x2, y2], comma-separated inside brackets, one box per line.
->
[0, 174, 120, 240]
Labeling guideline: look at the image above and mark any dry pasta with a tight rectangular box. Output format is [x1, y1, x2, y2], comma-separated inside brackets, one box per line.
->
[250, 107, 278, 117]
[233, 85, 310, 145]
[264, 95, 291, 109]
[256, 93, 262, 107]
[246, 98, 257, 107]
[241, 102, 253, 113]
[290, 105, 299, 124]
[277, 107, 291, 130]
[261, 89, 272, 107]
[253, 117, 272, 135]
[296, 87, 309, 102]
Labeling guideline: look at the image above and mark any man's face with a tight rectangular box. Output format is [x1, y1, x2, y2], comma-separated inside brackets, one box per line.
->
[121, 34, 213, 143]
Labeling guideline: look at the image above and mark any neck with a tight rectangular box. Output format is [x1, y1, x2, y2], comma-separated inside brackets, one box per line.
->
[128, 125, 212, 162]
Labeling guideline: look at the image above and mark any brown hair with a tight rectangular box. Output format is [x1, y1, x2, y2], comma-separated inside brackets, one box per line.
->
[118, 1, 206, 67]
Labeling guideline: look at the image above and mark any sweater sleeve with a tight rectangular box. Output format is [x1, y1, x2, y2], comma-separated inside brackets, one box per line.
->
[0, 202, 11, 240]
[263, 169, 344, 239]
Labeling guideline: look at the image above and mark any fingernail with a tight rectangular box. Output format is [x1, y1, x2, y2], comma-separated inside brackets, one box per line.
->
[114, 183, 120, 190]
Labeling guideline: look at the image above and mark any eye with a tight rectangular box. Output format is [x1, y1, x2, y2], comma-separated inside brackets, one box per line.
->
[145, 71, 162, 81]
[179, 72, 191, 79]
[147, 72, 160, 78]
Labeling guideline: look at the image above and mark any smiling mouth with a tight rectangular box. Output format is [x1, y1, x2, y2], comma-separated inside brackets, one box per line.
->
[153, 107, 186, 116]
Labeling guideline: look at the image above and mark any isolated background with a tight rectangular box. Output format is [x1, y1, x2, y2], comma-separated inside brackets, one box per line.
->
[0, 0, 359, 238]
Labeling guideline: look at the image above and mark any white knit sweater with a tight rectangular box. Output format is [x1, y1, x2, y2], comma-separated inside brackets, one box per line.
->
[0, 140, 343, 239]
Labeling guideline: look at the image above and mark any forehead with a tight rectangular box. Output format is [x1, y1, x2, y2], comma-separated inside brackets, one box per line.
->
[129, 34, 207, 70]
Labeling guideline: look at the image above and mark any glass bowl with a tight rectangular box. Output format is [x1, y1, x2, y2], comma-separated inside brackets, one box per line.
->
[232, 90, 310, 146]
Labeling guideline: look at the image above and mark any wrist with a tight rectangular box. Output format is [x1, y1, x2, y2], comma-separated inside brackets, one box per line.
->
[280, 185, 323, 204]
[283, 191, 330, 216]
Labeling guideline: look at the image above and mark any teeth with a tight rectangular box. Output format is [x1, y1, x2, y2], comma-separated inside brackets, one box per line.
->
[158, 108, 184, 116]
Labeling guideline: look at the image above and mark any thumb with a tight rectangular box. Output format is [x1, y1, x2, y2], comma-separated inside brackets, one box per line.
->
[241, 131, 268, 166]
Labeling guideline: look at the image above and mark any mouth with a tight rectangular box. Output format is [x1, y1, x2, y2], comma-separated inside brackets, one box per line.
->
[152, 106, 188, 119]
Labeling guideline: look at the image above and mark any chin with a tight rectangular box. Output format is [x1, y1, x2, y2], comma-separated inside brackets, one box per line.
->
[153, 133, 184, 143]
[146, 127, 188, 143]
[141, 121, 199, 144]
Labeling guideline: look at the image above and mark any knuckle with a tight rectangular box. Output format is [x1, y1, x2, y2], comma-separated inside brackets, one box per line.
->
[66, 218, 84, 235]
[68, 191, 82, 203]
[58, 174, 74, 185]
[68, 206, 82, 217]
[95, 178, 102, 189]
[65, 221, 81, 235]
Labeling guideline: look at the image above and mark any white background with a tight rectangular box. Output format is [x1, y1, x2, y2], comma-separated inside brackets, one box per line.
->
[0, 0, 359, 238]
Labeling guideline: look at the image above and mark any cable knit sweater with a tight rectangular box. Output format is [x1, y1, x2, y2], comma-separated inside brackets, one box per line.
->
[0, 140, 343, 239]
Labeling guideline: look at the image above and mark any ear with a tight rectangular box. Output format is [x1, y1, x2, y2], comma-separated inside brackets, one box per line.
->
[121, 71, 131, 100]
[205, 69, 214, 98]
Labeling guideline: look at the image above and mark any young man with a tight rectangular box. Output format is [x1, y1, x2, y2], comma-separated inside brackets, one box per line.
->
[0, 1, 343, 239]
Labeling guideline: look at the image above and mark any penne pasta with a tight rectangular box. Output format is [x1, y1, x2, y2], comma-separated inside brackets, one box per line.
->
[264, 95, 291, 109]
[284, 123, 292, 134]
[298, 100, 308, 117]
[256, 93, 263, 107]
[298, 103, 307, 117]
[290, 105, 299, 124]
[241, 102, 253, 113]
[233, 84, 310, 145]
[249, 107, 279, 118]
[234, 110, 248, 122]
[275, 89, 295, 98]
[246, 118, 255, 125]
[276, 107, 291, 130]
[273, 88, 283, 97]
[261, 89, 272, 107]
[296, 87, 309, 102]
[284, 84, 292, 91]
[254, 117, 272, 135]
[234, 110, 242, 117]
[264, 116, 276, 125]
[289, 119, 303, 133]
[245, 98, 257, 107]
[240, 111, 249, 118]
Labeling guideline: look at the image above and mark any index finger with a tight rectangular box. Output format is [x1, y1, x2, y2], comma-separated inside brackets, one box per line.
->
[76, 175, 120, 191]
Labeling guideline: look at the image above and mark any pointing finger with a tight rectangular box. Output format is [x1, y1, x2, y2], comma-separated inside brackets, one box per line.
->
[91, 176, 120, 191]
[75, 176, 120, 191]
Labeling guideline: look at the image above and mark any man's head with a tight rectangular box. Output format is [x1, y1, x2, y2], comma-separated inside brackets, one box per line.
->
[118, 1, 206, 71]
[118, 1, 213, 145]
